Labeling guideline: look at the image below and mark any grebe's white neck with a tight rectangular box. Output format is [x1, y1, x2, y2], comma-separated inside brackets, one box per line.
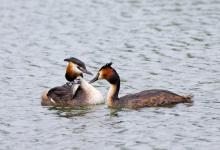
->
[78, 77, 104, 104]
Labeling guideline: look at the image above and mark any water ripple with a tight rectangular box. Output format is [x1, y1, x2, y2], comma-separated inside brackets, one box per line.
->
[0, 0, 220, 149]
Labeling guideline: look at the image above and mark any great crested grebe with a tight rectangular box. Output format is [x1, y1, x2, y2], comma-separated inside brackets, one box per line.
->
[90, 63, 192, 109]
[41, 57, 104, 107]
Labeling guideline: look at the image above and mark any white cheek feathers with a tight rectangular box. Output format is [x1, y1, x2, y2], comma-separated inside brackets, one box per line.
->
[73, 64, 82, 74]
[98, 72, 103, 79]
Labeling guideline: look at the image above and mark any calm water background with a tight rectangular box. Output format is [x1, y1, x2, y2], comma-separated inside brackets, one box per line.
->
[0, 0, 220, 149]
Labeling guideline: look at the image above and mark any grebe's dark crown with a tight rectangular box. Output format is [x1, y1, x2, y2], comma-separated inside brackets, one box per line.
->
[100, 62, 113, 70]
[64, 57, 92, 75]
[64, 57, 86, 70]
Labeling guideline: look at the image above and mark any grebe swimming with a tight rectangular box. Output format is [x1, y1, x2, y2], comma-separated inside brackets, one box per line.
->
[90, 63, 192, 109]
[41, 57, 104, 107]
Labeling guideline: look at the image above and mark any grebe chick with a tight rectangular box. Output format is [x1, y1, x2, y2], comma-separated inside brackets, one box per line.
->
[90, 63, 192, 109]
[41, 57, 104, 107]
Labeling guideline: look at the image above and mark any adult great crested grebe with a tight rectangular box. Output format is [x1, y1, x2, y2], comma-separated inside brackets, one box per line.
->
[41, 57, 104, 107]
[90, 63, 192, 109]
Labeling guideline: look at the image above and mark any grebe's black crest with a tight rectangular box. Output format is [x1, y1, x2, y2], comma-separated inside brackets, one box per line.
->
[100, 62, 113, 70]
[64, 57, 86, 70]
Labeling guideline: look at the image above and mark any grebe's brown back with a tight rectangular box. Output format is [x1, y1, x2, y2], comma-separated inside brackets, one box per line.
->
[90, 63, 192, 109]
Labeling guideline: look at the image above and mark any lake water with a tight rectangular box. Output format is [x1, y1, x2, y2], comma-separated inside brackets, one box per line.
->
[0, 0, 220, 149]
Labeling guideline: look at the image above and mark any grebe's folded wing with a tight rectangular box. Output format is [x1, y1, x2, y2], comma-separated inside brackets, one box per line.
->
[47, 82, 79, 102]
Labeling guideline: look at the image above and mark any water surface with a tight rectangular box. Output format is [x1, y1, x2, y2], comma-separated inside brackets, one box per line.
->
[0, 0, 220, 149]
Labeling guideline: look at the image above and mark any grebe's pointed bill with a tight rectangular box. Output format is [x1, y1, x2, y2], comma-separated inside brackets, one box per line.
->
[78, 67, 93, 75]
[89, 73, 99, 83]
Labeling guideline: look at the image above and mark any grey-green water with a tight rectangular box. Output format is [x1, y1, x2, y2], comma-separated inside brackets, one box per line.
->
[0, 0, 220, 149]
